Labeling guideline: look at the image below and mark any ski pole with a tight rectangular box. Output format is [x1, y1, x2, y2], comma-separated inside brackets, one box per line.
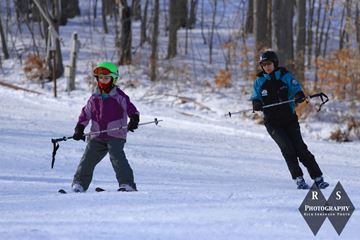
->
[225, 100, 295, 117]
[51, 118, 163, 169]
[225, 108, 254, 117]
[226, 92, 329, 117]
[83, 118, 163, 137]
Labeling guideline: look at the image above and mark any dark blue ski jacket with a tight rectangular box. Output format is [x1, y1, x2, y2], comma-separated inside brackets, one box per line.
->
[251, 67, 303, 124]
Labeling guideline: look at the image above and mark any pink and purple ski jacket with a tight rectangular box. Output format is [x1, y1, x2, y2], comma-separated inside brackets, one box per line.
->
[77, 87, 139, 140]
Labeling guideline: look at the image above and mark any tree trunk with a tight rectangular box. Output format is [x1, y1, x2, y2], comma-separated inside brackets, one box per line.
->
[322, 0, 335, 57]
[0, 11, 9, 59]
[295, 0, 306, 85]
[150, 0, 159, 81]
[339, 0, 352, 50]
[254, 0, 271, 70]
[314, 0, 322, 61]
[208, 0, 217, 64]
[266, 0, 272, 45]
[188, 0, 198, 29]
[101, 0, 109, 34]
[306, 0, 315, 68]
[140, 0, 149, 47]
[356, 2, 360, 54]
[245, 0, 254, 34]
[178, 0, 188, 28]
[60, 0, 81, 25]
[118, 0, 132, 65]
[54, 0, 64, 79]
[272, 0, 294, 71]
[200, 0, 206, 44]
[167, 0, 179, 58]
[131, 0, 141, 21]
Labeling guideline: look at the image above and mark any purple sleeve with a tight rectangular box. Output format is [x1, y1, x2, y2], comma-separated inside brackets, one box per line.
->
[117, 89, 139, 117]
[77, 97, 92, 127]
[126, 95, 139, 117]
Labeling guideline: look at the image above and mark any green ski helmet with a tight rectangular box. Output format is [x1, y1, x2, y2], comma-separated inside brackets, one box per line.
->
[93, 61, 119, 83]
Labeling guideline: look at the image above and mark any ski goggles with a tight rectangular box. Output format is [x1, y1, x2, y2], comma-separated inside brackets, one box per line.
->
[93, 67, 114, 76]
[260, 60, 273, 67]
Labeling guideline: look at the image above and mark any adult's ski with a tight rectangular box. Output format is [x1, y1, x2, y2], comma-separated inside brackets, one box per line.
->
[58, 189, 67, 194]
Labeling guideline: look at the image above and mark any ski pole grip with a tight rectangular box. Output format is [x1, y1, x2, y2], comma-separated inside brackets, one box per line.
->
[308, 92, 329, 112]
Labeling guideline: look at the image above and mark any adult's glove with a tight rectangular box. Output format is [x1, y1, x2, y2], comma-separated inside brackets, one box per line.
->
[128, 114, 139, 132]
[73, 124, 85, 141]
[294, 91, 306, 104]
[252, 100, 263, 111]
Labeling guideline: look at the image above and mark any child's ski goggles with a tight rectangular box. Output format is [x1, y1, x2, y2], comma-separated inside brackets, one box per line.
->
[93, 67, 114, 76]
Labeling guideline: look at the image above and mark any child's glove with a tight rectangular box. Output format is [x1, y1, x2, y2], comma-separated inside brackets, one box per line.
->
[73, 124, 85, 141]
[252, 100, 263, 111]
[128, 115, 139, 132]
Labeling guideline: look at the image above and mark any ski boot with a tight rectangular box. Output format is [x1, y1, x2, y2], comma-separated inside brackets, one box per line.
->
[295, 176, 310, 189]
[72, 183, 85, 193]
[118, 183, 137, 192]
[314, 176, 329, 189]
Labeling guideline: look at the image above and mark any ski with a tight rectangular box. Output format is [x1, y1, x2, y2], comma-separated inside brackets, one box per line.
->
[95, 187, 106, 192]
[58, 187, 106, 194]
[58, 187, 137, 193]
[58, 189, 67, 194]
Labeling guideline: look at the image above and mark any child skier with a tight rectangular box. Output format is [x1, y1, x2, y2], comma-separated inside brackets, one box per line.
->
[251, 50, 329, 189]
[71, 61, 139, 192]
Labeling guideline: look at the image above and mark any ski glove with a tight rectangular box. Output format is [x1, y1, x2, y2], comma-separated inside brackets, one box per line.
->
[73, 124, 85, 141]
[252, 100, 263, 111]
[294, 91, 306, 104]
[127, 114, 139, 132]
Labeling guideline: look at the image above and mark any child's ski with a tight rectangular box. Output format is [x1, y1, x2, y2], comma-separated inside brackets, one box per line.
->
[95, 187, 106, 192]
[58, 188, 105, 194]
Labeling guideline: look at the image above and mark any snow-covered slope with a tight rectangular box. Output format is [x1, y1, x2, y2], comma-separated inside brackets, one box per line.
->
[0, 87, 358, 240]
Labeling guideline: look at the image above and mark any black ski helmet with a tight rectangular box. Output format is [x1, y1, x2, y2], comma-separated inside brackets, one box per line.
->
[259, 50, 279, 68]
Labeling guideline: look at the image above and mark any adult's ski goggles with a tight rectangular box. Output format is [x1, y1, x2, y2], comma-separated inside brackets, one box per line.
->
[260, 60, 273, 67]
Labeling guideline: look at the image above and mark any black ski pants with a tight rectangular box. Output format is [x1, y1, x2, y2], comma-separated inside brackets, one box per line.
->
[265, 120, 323, 180]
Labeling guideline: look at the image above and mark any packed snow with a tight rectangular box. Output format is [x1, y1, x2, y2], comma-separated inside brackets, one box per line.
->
[0, 79, 359, 239]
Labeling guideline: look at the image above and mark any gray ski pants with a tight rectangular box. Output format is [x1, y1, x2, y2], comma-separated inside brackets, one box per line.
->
[72, 138, 135, 191]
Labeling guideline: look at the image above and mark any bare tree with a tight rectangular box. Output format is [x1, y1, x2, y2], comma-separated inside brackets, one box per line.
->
[295, 0, 306, 84]
[266, 0, 272, 44]
[200, 0, 207, 44]
[306, 0, 315, 68]
[254, 0, 271, 70]
[167, 0, 188, 59]
[60, 0, 81, 25]
[272, 0, 294, 71]
[356, 2, 360, 54]
[140, 0, 149, 47]
[131, 0, 141, 21]
[188, 0, 198, 29]
[313, 0, 322, 61]
[102, 0, 109, 33]
[0, 10, 9, 59]
[322, 0, 335, 57]
[150, 0, 159, 81]
[167, 0, 178, 58]
[116, 0, 132, 65]
[208, 0, 217, 64]
[178, 0, 188, 28]
[245, 0, 254, 34]
[339, 0, 352, 50]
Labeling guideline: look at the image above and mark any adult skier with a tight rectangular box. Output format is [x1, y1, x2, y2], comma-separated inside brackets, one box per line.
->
[71, 61, 139, 192]
[251, 50, 329, 189]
